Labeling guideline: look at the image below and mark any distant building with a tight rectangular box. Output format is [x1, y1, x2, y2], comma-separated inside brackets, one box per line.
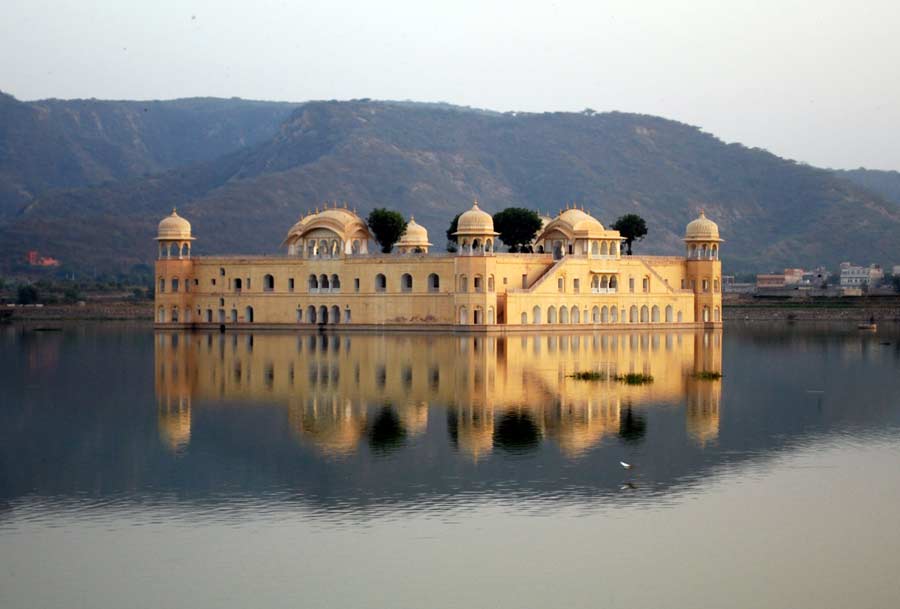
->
[26, 250, 60, 267]
[839, 262, 883, 289]
[783, 268, 804, 285]
[893, 265, 900, 277]
[800, 267, 831, 287]
[756, 274, 786, 290]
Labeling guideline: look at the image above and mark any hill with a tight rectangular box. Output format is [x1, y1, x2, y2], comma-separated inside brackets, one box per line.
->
[835, 168, 900, 207]
[2, 100, 899, 274]
[0, 92, 300, 216]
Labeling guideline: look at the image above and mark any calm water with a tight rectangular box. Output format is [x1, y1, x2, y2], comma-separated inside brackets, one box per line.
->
[2, 323, 900, 609]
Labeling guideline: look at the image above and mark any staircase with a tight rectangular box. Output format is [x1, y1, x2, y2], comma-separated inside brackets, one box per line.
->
[639, 258, 676, 294]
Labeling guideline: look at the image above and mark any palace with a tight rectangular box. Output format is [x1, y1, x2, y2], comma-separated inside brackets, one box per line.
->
[154, 201, 723, 329]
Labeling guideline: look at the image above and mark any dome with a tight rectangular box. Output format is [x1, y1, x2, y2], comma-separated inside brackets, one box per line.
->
[280, 203, 373, 250]
[397, 216, 432, 248]
[454, 201, 498, 236]
[685, 210, 722, 241]
[156, 209, 193, 240]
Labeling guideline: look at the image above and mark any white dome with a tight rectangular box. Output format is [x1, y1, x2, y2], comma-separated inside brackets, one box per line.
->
[156, 209, 193, 240]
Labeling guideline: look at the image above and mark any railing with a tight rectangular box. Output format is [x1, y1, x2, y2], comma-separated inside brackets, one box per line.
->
[307, 287, 342, 294]
[591, 288, 618, 294]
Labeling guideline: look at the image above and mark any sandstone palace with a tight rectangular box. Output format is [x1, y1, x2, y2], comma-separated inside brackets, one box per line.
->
[154, 202, 723, 330]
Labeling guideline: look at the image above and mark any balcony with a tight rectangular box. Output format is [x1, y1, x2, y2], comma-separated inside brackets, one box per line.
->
[591, 288, 617, 294]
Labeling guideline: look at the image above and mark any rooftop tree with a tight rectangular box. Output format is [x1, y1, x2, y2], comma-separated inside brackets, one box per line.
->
[445, 213, 461, 252]
[493, 207, 543, 252]
[367, 208, 407, 254]
[611, 214, 648, 255]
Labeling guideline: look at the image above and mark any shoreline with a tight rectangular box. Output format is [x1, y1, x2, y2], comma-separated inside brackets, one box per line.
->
[4, 297, 899, 323]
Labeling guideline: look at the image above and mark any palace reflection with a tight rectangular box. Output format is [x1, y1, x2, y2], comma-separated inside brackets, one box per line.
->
[155, 330, 722, 459]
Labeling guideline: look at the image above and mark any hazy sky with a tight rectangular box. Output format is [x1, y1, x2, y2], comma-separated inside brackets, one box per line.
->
[3, 0, 899, 170]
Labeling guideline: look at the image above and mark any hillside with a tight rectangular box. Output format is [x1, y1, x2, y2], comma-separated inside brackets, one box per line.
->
[0, 92, 300, 216]
[2, 100, 899, 274]
[836, 168, 900, 206]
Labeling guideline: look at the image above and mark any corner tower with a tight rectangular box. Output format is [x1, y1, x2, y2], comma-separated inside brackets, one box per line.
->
[154, 209, 195, 325]
[684, 210, 723, 325]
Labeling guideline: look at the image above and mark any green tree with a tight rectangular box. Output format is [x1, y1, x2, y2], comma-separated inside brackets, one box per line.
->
[445, 213, 461, 252]
[367, 208, 407, 254]
[493, 207, 543, 252]
[891, 274, 900, 293]
[611, 214, 648, 255]
[17, 284, 39, 305]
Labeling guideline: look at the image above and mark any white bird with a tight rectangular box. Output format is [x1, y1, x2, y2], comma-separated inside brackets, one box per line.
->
[620, 461, 633, 470]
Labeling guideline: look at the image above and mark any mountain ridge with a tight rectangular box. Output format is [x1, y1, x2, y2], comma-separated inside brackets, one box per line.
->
[1, 98, 898, 274]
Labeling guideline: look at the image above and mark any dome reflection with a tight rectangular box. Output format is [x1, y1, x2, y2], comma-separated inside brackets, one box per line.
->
[154, 330, 722, 458]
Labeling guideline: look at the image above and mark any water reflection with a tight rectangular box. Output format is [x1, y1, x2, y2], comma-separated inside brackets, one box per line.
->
[155, 331, 723, 460]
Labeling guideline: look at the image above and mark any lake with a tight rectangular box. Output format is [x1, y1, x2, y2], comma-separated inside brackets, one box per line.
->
[2, 322, 899, 609]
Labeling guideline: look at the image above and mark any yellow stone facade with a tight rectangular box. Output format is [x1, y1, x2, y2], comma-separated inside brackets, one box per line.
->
[154, 202, 723, 329]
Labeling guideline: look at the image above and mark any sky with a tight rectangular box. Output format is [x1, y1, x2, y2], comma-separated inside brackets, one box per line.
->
[2, 0, 899, 170]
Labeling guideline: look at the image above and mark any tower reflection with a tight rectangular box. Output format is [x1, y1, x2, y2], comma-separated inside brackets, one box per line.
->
[154, 330, 723, 458]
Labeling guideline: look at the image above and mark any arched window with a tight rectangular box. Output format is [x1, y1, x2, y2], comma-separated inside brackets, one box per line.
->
[630, 305, 639, 323]
[219, 267, 226, 276]
[263, 274, 274, 292]
[401, 273, 413, 292]
[343, 307, 352, 323]
[641, 305, 650, 323]
[458, 275, 468, 292]
[560, 306, 569, 324]
[308, 274, 318, 291]
[548, 306, 557, 324]
[171, 306, 179, 322]
[610, 276, 618, 291]
[428, 273, 440, 292]
[598, 306, 606, 323]
[320, 274, 329, 290]
[591, 275, 600, 290]
[487, 307, 495, 324]
[714, 306, 720, 322]
[665, 305, 673, 322]
[245, 306, 254, 323]
[171, 278, 179, 292]
[601, 241, 608, 255]
[318, 239, 328, 258]
[351, 240, 361, 255]
[157, 306, 165, 323]
[485, 239, 493, 253]
[319, 305, 329, 324]
[234, 277, 242, 292]
[532, 305, 542, 324]
[375, 274, 386, 292]
[592, 241, 599, 255]
[571, 306, 580, 324]
[703, 306, 710, 322]
[474, 275, 483, 292]
[611, 307, 619, 323]
[488, 275, 495, 292]
[231, 309, 238, 323]
[474, 307, 483, 324]
[158, 277, 165, 293]
[677, 310, 683, 323]
[330, 305, 340, 324]
[643, 277, 650, 292]
[521, 311, 528, 324]
[651, 305, 660, 323]
[459, 306, 468, 324]
[331, 274, 340, 290]
[307, 305, 317, 324]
